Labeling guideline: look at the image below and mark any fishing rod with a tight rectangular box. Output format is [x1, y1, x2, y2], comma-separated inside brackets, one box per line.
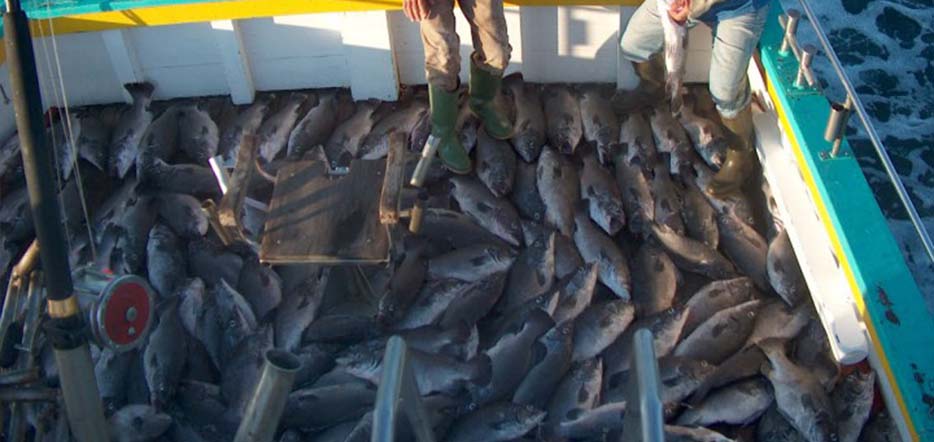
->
[2, 0, 108, 440]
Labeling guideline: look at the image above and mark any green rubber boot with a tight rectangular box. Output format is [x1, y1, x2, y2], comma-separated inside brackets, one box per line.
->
[429, 84, 471, 175]
[707, 105, 755, 197]
[612, 55, 666, 113]
[468, 55, 514, 140]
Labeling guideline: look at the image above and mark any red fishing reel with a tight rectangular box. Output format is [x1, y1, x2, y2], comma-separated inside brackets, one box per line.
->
[72, 267, 155, 352]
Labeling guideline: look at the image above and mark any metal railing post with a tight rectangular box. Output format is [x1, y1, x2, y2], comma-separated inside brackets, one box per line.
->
[373, 336, 435, 442]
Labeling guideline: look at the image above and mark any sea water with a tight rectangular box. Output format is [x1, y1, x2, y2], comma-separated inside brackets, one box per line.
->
[779, 0, 934, 311]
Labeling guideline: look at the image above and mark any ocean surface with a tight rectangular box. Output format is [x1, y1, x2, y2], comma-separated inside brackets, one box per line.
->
[780, 0, 934, 308]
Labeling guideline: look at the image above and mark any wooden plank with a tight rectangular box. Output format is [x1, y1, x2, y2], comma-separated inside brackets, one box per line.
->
[260, 160, 390, 264]
[218, 134, 257, 229]
[210, 19, 256, 104]
[379, 132, 406, 225]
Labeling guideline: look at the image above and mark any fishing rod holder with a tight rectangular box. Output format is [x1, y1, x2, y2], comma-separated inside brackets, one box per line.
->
[824, 95, 853, 158]
[71, 266, 155, 352]
[622, 328, 664, 442]
[778, 10, 817, 89]
[234, 349, 301, 442]
[410, 135, 441, 189]
[372, 336, 436, 442]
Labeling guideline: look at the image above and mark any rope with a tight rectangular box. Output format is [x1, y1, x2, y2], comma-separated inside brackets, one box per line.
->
[42, 9, 98, 261]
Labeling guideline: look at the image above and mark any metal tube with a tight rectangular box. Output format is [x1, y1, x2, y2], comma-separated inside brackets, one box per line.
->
[410, 135, 440, 188]
[408, 191, 427, 234]
[796, 0, 934, 264]
[795, 44, 816, 88]
[623, 328, 664, 442]
[52, 344, 109, 441]
[373, 336, 435, 442]
[0, 387, 59, 402]
[780, 9, 799, 55]
[234, 349, 302, 442]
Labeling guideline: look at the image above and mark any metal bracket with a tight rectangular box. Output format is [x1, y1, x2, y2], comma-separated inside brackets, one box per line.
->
[778, 10, 817, 89]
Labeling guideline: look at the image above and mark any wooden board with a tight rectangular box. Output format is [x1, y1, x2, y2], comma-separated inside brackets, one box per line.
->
[379, 132, 406, 225]
[260, 160, 390, 264]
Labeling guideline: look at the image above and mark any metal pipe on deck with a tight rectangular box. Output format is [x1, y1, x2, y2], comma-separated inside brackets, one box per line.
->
[234, 349, 302, 442]
[2, 0, 108, 440]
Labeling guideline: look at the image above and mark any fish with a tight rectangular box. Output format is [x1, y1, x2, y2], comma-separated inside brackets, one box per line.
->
[757, 405, 807, 442]
[358, 99, 427, 160]
[651, 163, 686, 235]
[511, 160, 547, 222]
[220, 95, 272, 164]
[458, 110, 481, 155]
[688, 346, 768, 405]
[302, 315, 382, 345]
[409, 110, 431, 152]
[613, 144, 655, 236]
[220, 328, 272, 416]
[470, 309, 553, 406]
[282, 383, 377, 431]
[237, 255, 283, 321]
[572, 204, 632, 300]
[692, 160, 758, 226]
[275, 267, 329, 351]
[711, 199, 771, 291]
[537, 146, 580, 237]
[675, 377, 774, 426]
[513, 321, 575, 408]
[325, 99, 381, 165]
[680, 178, 717, 247]
[557, 401, 627, 440]
[0, 134, 22, 185]
[449, 176, 522, 247]
[337, 344, 491, 395]
[419, 208, 509, 251]
[759, 339, 838, 442]
[445, 402, 546, 442]
[572, 300, 634, 362]
[395, 278, 474, 330]
[146, 223, 187, 299]
[683, 277, 755, 335]
[137, 155, 221, 198]
[674, 300, 761, 365]
[651, 223, 737, 280]
[176, 103, 219, 165]
[108, 404, 172, 442]
[426, 243, 515, 282]
[95, 347, 134, 411]
[214, 279, 258, 364]
[286, 92, 336, 158]
[155, 192, 208, 239]
[744, 301, 811, 348]
[522, 222, 583, 280]
[631, 241, 680, 317]
[110, 82, 155, 179]
[665, 425, 736, 442]
[649, 107, 692, 175]
[620, 112, 659, 165]
[258, 93, 308, 163]
[293, 344, 336, 388]
[144, 299, 189, 409]
[73, 110, 114, 171]
[832, 370, 875, 442]
[115, 194, 157, 274]
[579, 85, 620, 164]
[440, 272, 508, 329]
[505, 74, 547, 162]
[377, 241, 429, 325]
[543, 84, 583, 154]
[793, 320, 841, 391]
[859, 411, 899, 442]
[679, 97, 728, 169]
[546, 358, 604, 434]
[658, 0, 688, 115]
[603, 306, 690, 375]
[176, 278, 218, 366]
[135, 106, 181, 178]
[552, 263, 600, 324]
[187, 238, 244, 287]
[581, 148, 626, 235]
[768, 227, 807, 306]
[500, 231, 556, 311]
[475, 127, 517, 198]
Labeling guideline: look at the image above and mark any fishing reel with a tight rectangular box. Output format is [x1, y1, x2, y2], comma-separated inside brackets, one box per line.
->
[71, 266, 155, 353]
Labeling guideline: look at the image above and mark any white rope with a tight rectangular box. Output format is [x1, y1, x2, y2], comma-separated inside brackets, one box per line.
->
[43, 8, 98, 261]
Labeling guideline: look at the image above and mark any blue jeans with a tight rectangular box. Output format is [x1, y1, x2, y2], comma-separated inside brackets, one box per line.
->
[619, 1, 769, 118]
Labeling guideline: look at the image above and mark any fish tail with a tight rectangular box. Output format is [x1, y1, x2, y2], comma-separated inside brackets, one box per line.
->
[124, 82, 155, 100]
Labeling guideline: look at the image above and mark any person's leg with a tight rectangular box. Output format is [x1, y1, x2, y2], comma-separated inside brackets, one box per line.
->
[421, 0, 471, 173]
[616, 1, 667, 110]
[460, 0, 514, 139]
[706, 4, 769, 197]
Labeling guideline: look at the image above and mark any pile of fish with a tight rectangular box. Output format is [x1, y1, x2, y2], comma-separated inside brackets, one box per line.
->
[0, 76, 899, 442]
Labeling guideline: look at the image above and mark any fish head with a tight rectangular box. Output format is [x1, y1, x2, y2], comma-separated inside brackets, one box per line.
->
[514, 404, 548, 428]
[335, 346, 382, 379]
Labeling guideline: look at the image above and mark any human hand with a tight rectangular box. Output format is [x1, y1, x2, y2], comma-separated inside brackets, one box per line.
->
[404, 0, 431, 22]
[668, 0, 690, 24]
